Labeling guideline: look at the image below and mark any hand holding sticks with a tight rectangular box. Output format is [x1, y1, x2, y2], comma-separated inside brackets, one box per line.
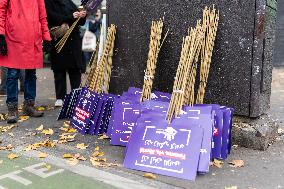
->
[55, 6, 86, 53]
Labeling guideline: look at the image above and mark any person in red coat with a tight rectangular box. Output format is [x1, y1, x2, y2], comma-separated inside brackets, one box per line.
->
[0, 0, 51, 123]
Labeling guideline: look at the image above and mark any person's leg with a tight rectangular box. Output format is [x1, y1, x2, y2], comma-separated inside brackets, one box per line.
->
[0, 67, 7, 95]
[23, 69, 43, 117]
[19, 70, 25, 93]
[6, 68, 20, 123]
[53, 70, 67, 100]
[68, 68, 81, 90]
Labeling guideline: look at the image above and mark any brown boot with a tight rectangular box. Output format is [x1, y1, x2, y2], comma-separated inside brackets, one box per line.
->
[7, 102, 18, 124]
[23, 100, 44, 117]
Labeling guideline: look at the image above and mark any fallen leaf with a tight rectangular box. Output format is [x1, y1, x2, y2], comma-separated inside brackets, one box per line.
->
[229, 160, 245, 168]
[92, 151, 104, 157]
[19, 116, 29, 121]
[90, 158, 101, 167]
[36, 106, 45, 111]
[98, 134, 110, 140]
[0, 125, 17, 132]
[66, 158, 79, 166]
[76, 143, 88, 150]
[24, 139, 56, 151]
[74, 153, 87, 161]
[44, 164, 51, 170]
[36, 125, 44, 131]
[63, 121, 70, 127]
[38, 152, 48, 158]
[143, 173, 157, 179]
[41, 128, 54, 135]
[7, 133, 14, 137]
[213, 159, 223, 168]
[8, 153, 19, 160]
[95, 146, 100, 151]
[59, 127, 77, 133]
[0, 144, 13, 151]
[225, 186, 238, 189]
[63, 154, 74, 159]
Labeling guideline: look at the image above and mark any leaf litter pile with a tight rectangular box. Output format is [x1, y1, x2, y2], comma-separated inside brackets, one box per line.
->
[0, 120, 118, 169]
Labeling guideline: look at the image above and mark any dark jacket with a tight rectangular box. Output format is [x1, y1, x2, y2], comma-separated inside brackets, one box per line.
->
[44, 0, 86, 71]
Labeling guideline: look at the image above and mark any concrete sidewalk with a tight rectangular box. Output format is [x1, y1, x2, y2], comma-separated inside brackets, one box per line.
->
[0, 67, 284, 189]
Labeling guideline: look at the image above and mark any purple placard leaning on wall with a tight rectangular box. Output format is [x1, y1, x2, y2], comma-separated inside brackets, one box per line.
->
[124, 111, 204, 181]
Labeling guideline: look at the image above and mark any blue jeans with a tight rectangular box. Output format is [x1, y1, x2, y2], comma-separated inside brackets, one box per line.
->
[0, 67, 25, 92]
[6, 68, 36, 104]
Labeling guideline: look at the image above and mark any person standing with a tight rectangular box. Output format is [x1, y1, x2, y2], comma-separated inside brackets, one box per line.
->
[44, 0, 86, 107]
[0, 0, 51, 123]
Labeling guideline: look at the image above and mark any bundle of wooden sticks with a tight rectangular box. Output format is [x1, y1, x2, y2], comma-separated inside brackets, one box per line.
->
[166, 6, 219, 123]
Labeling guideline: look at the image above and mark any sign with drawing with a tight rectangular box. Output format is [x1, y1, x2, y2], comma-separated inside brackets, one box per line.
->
[124, 116, 203, 181]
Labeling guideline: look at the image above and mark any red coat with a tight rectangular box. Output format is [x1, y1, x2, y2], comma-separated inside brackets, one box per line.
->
[0, 0, 51, 69]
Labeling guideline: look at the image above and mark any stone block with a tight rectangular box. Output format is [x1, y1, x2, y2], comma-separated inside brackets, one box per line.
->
[232, 114, 279, 150]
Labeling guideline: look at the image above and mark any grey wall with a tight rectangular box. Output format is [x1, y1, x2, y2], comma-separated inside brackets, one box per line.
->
[108, 0, 277, 117]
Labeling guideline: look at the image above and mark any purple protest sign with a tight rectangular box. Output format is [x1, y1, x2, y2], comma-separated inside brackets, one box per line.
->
[220, 107, 234, 159]
[85, 0, 103, 12]
[71, 88, 97, 135]
[124, 114, 203, 181]
[110, 98, 142, 146]
[184, 106, 214, 174]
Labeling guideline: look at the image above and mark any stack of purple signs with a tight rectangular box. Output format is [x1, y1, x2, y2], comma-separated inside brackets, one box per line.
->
[123, 105, 216, 180]
[57, 88, 82, 120]
[70, 87, 116, 135]
[123, 104, 234, 180]
[194, 104, 234, 160]
[109, 87, 171, 146]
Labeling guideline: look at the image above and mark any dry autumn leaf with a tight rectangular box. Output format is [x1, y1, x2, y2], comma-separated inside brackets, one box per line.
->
[0, 125, 17, 132]
[143, 173, 157, 179]
[38, 152, 49, 158]
[63, 121, 70, 127]
[76, 143, 88, 150]
[19, 116, 29, 121]
[59, 127, 76, 133]
[95, 146, 100, 151]
[8, 153, 19, 160]
[0, 144, 13, 151]
[8, 133, 14, 137]
[63, 154, 74, 159]
[92, 151, 104, 157]
[36, 125, 44, 131]
[36, 106, 45, 111]
[44, 164, 51, 170]
[98, 134, 110, 140]
[229, 160, 245, 168]
[74, 153, 87, 161]
[41, 128, 54, 135]
[213, 159, 223, 168]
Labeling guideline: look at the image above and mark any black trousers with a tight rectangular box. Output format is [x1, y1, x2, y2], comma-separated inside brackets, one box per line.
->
[53, 69, 81, 100]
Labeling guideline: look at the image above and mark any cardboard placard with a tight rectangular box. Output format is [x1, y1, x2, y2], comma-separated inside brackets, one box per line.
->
[124, 113, 203, 181]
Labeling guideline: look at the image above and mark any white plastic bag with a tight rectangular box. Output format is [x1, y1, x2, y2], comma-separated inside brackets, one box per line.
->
[82, 22, 97, 52]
